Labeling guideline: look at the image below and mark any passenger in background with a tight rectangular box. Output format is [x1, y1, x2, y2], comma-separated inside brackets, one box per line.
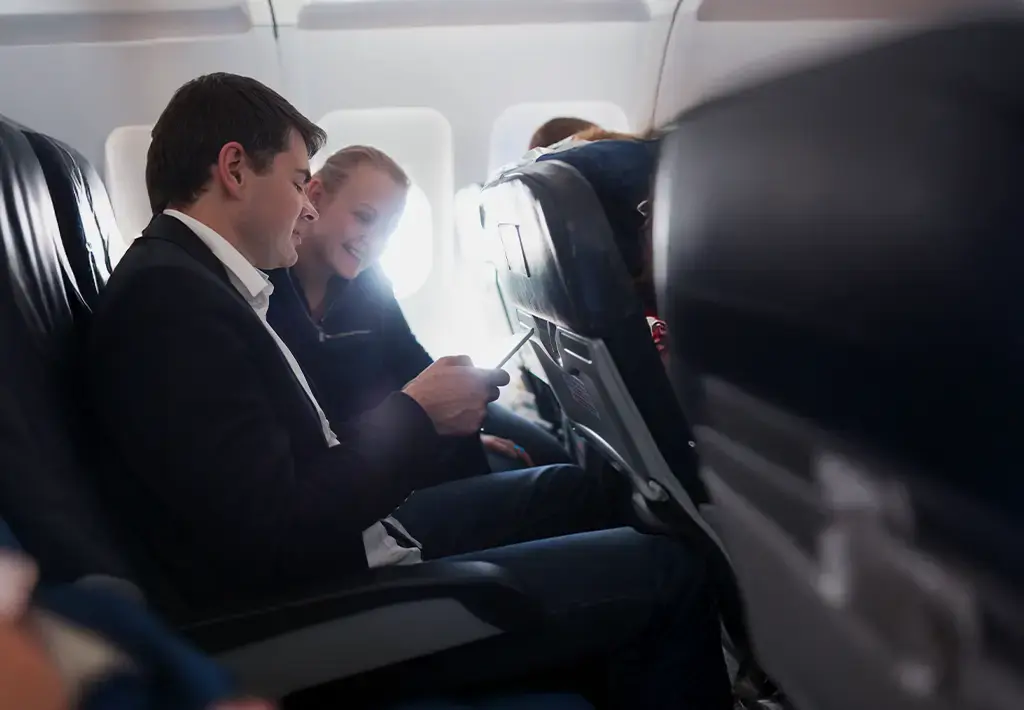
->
[531, 130, 668, 363]
[268, 146, 569, 474]
[527, 117, 599, 151]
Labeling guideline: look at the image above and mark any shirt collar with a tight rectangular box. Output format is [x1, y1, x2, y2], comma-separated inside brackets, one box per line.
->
[163, 209, 273, 304]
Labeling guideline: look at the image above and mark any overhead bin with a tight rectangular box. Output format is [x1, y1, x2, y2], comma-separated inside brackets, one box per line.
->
[0, 1, 252, 45]
[695, 0, 1017, 22]
[294, 0, 655, 30]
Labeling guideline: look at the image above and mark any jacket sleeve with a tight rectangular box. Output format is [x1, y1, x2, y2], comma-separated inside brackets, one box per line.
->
[88, 268, 441, 581]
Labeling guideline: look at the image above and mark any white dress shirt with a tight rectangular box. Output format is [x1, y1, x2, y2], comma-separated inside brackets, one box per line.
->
[164, 210, 421, 568]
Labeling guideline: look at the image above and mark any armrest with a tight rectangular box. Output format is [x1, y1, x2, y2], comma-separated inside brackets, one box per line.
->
[179, 560, 545, 653]
[176, 561, 545, 697]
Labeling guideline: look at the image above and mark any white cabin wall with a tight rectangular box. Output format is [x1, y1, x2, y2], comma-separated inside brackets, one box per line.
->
[650, 0, 1003, 123]
[652, 17, 897, 125]
[0, 31, 284, 174]
[279, 20, 667, 187]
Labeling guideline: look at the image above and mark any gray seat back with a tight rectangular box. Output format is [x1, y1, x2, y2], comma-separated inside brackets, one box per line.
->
[482, 159, 713, 528]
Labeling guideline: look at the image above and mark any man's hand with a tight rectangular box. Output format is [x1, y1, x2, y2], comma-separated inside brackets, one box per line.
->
[402, 356, 511, 436]
[481, 435, 534, 467]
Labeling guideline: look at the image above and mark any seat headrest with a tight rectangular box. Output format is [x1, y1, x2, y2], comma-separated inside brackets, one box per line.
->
[24, 129, 123, 308]
[0, 118, 131, 585]
[0, 119, 79, 341]
[482, 159, 642, 337]
[656, 17, 1024, 515]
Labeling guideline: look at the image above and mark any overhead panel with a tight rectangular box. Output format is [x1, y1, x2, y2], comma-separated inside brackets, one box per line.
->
[293, 0, 655, 30]
[696, 0, 1017, 21]
[0, 0, 251, 45]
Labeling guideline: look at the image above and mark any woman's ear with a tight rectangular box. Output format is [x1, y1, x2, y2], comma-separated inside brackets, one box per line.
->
[305, 177, 328, 210]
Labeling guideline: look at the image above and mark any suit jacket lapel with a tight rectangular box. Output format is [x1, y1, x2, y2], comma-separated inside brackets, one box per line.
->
[140, 214, 251, 310]
[140, 214, 328, 436]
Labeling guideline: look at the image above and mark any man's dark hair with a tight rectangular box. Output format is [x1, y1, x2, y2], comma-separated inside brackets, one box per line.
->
[146, 72, 327, 213]
[528, 117, 599, 150]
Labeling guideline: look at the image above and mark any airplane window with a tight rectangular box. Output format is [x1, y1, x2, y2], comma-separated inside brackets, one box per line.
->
[315, 107, 452, 305]
[104, 125, 153, 245]
[378, 183, 433, 300]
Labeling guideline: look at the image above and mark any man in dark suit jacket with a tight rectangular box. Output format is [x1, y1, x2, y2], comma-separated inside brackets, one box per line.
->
[87, 73, 732, 710]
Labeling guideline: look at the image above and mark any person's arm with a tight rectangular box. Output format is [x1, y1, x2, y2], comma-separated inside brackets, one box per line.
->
[89, 268, 441, 579]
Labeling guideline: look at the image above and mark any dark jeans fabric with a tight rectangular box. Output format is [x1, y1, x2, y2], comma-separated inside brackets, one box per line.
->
[393, 465, 732, 710]
[482, 404, 570, 470]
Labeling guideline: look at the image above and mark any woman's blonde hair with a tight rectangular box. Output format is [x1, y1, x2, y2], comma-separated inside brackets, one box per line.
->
[315, 145, 411, 195]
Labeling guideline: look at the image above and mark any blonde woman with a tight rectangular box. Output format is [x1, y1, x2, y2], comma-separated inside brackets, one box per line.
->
[267, 146, 570, 478]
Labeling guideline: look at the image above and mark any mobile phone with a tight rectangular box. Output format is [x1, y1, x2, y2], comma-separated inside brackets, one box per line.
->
[492, 328, 535, 369]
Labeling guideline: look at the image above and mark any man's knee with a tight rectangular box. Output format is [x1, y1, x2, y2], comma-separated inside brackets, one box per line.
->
[641, 532, 713, 605]
[489, 463, 627, 535]
[526, 463, 624, 506]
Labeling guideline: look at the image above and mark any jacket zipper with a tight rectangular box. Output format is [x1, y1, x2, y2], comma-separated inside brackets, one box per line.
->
[285, 270, 373, 343]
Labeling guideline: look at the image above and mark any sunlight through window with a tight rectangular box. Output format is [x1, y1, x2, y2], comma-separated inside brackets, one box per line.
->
[378, 184, 433, 300]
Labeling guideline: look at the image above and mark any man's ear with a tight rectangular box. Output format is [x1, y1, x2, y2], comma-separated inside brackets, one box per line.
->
[216, 142, 248, 200]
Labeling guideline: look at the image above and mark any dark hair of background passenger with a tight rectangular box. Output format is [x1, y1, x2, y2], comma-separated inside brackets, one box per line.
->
[146, 72, 327, 214]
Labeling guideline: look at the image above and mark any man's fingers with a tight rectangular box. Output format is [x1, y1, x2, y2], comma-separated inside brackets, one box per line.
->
[437, 354, 473, 367]
[474, 367, 511, 387]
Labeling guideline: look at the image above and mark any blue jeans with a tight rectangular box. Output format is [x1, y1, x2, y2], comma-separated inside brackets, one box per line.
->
[482, 404, 571, 472]
[393, 465, 732, 710]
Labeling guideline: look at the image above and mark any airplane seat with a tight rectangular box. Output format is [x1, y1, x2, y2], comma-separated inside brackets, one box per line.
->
[656, 16, 1024, 710]
[482, 160, 706, 515]
[0, 117, 132, 590]
[0, 119, 545, 699]
[22, 127, 125, 308]
[479, 159, 756, 666]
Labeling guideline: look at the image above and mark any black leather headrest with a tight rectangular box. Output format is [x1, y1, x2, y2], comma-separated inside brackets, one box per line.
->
[0, 118, 130, 584]
[482, 160, 642, 337]
[656, 17, 1024, 517]
[24, 129, 122, 308]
